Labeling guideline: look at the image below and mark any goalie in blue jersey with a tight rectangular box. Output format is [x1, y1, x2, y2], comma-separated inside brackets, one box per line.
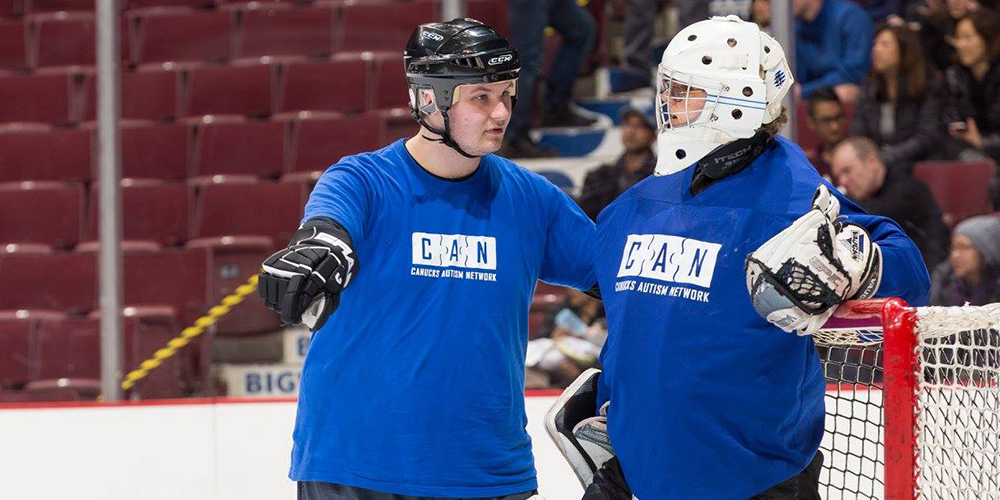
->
[257, 19, 596, 500]
[546, 16, 931, 500]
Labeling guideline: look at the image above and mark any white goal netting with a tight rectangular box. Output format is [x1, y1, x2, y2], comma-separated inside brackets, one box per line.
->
[813, 301, 1000, 500]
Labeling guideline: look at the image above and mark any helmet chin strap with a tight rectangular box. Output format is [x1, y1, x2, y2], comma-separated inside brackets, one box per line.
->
[412, 107, 480, 159]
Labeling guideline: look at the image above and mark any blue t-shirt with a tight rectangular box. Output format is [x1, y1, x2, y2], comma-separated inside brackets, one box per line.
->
[795, 0, 874, 98]
[290, 139, 596, 497]
[594, 137, 929, 500]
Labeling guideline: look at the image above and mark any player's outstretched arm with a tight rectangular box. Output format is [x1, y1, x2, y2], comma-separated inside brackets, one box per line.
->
[258, 217, 359, 331]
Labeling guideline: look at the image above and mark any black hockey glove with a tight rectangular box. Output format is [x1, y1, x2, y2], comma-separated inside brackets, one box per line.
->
[258, 218, 358, 331]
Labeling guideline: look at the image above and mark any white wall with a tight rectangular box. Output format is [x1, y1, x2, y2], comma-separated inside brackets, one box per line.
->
[0, 396, 583, 500]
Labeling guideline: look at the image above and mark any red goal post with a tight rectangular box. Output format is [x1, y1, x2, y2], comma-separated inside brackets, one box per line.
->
[815, 298, 1000, 500]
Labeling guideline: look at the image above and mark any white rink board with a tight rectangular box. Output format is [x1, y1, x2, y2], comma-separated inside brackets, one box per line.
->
[0, 390, 902, 500]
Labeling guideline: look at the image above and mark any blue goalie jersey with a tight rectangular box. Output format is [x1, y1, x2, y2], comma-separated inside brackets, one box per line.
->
[593, 136, 929, 500]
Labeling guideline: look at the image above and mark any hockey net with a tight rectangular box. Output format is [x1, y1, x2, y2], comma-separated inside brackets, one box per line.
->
[814, 299, 1000, 500]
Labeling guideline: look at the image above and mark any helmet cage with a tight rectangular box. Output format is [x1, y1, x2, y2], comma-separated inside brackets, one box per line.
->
[655, 68, 722, 132]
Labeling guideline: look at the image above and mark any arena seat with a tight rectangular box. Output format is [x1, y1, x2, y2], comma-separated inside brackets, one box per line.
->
[0, 316, 35, 388]
[34, 317, 101, 380]
[338, 1, 437, 52]
[88, 179, 190, 247]
[0, 249, 97, 313]
[185, 62, 273, 118]
[0, 181, 84, 248]
[192, 178, 305, 247]
[0, 19, 27, 71]
[192, 116, 285, 178]
[27, 0, 95, 12]
[0, 0, 20, 16]
[187, 179, 302, 335]
[236, 4, 335, 59]
[131, 8, 234, 64]
[277, 56, 369, 114]
[375, 107, 419, 144]
[31, 12, 95, 67]
[0, 124, 92, 183]
[124, 0, 215, 10]
[370, 52, 407, 111]
[83, 65, 181, 122]
[119, 121, 191, 180]
[288, 112, 384, 174]
[913, 160, 997, 228]
[0, 72, 76, 124]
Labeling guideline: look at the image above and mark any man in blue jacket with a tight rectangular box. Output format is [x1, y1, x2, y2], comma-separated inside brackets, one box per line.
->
[795, 0, 874, 103]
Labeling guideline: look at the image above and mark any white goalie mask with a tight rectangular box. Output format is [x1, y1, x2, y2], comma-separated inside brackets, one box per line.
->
[655, 15, 793, 176]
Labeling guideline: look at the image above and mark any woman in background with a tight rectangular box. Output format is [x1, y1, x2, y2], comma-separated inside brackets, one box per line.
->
[931, 215, 1000, 306]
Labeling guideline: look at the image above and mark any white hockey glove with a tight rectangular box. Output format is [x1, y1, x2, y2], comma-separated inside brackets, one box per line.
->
[745, 185, 882, 336]
[544, 368, 615, 489]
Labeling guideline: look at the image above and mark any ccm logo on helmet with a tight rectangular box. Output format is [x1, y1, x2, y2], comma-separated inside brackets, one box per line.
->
[421, 31, 444, 41]
[487, 54, 513, 65]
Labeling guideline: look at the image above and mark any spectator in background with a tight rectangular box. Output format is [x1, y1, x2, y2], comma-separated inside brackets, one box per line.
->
[915, 0, 980, 72]
[942, 11, 1000, 165]
[864, 0, 904, 22]
[525, 289, 606, 388]
[831, 136, 950, 270]
[578, 106, 656, 220]
[794, 0, 875, 103]
[805, 87, 849, 178]
[930, 215, 1000, 306]
[751, 0, 772, 32]
[851, 24, 941, 173]
[503, 0, 597, 158]
[612, 0, 711, 93]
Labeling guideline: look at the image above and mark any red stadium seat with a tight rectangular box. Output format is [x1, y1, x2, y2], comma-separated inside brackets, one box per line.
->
[185, 62, 273, 118]
[277, 55, 369, 114]
[0, 316, 35, 387]
[121, 121, 191, 180]
[104, 308, 189, 398]
[83, 65, 181, 122]
[35, 317, 100, 380]
[192, 116, 285, 178]
[31, 12, 95, 67]
[124, 0, 215, 9]
[0, 181, 84, 248]
[0, 72, 76, 124]
[192, 178, 305, 246]
[371, 52, 408, 111]
[0, 250, 97, 313]
[288, 113, 384, 173]
[236, 4, 335, 59]
[89, 179, 190, 247]
[338, 1, 437, 52]
[0, 124, 92, 183]
[0, 0, 21, 17]
[131, 8, 234, 64]
[377, 107, 419, 144]
[28, 0, 96, 12]
[0, 19, 27, 71]
[913, 160, 997, 228]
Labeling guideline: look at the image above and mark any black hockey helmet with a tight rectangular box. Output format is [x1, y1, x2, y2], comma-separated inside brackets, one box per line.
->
[404, 18, 520, 157]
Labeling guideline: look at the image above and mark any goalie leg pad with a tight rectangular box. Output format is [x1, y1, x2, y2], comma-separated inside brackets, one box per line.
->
[544, 368, 615, 488]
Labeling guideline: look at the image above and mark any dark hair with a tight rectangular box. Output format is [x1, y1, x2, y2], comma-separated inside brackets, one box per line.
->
[806, 87, 841, 118]
[958, 10, 1000, 64]
[872, 24, 935, 100]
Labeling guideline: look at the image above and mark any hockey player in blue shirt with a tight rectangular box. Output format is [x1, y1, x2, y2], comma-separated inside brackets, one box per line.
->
[256, 19, 596, 500]
[546, 16, 930, 500]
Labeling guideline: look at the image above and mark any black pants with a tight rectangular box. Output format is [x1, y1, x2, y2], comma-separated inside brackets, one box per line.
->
[582, 451, 824, 500]
[297, 482, 537, 500]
